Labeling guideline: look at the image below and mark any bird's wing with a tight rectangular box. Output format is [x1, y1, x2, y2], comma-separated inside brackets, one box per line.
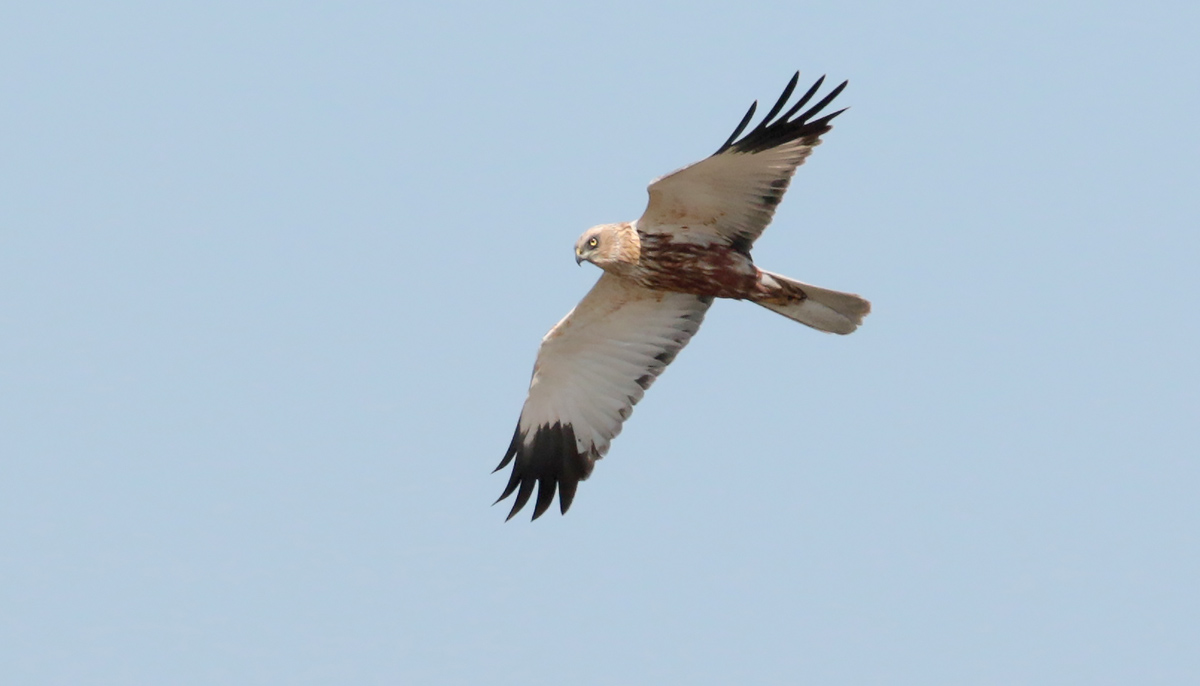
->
[496, 273, 712, 520]
[637, 73, 847, 251]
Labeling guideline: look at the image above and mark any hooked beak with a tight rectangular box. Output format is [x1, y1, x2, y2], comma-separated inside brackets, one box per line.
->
[575, 250, 584, 266]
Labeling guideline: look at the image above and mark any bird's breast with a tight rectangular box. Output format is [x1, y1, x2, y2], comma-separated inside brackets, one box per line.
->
[631, 234, 757, 299]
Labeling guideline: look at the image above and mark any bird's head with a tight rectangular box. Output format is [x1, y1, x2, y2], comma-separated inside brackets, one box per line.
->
[575, 223, 636, 268]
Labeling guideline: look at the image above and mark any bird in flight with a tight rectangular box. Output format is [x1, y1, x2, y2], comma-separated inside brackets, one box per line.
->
[495, 72, 870, 520]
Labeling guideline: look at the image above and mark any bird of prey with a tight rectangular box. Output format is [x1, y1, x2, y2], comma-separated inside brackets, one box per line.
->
[495, 72, 870, 520]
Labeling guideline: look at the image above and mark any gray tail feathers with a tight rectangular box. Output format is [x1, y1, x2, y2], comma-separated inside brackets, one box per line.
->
[753, 270, 871, 335]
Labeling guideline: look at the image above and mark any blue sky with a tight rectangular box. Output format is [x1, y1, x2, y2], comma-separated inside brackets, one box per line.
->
[2, 2, 1198, 684]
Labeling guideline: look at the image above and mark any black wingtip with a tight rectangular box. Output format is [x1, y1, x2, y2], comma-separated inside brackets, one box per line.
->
[714, 72, 849, 155]
[504, 500, 522, 522]
[508, 474, 536, 520]
[753, 72, 800, 132]
[780, 74, 826, 121]
[493, 427, 520, 474]
[494, 422, 593, 522]
[531, 474, 557, 520]
[716, 100, 758, 154]
[805, 79, 848, 121]
[809, 106, 849, 130]
[558, 479, 578, 515]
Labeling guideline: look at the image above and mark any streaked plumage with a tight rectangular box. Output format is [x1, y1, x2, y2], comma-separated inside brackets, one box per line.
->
[496, 72, 870, 520]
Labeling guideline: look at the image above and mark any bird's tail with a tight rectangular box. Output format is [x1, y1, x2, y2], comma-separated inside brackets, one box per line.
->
[752, 270, 870, 335]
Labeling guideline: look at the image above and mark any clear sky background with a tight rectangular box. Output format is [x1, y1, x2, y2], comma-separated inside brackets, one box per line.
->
[2, 2, 1197, 684]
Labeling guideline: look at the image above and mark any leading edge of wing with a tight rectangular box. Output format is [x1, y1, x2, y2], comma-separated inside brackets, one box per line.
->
[714, 72, 848, 156]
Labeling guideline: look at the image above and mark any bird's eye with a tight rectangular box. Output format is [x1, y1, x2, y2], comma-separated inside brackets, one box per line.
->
[587, 237, 599, 249]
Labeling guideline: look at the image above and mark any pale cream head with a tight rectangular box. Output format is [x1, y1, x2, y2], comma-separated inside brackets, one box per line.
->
[574, 222, 639, 269]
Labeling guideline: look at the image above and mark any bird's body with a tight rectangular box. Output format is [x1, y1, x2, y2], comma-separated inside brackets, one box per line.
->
[576, 222, 759, 298]
[636, 231, 760, 298]
[496, 72, 870, 520]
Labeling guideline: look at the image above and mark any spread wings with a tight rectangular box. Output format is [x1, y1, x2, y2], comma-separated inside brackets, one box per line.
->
[638, 73, 847, 252]
[495, 273, 713, 520]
